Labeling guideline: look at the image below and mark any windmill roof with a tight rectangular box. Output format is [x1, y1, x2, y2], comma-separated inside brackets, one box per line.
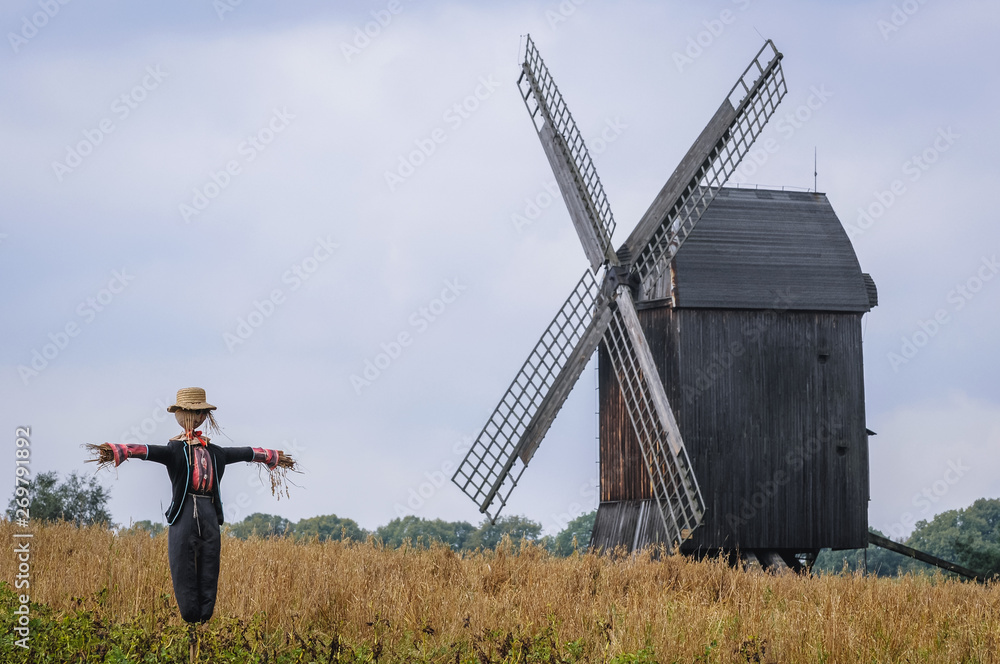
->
[666, 187, 875, 312]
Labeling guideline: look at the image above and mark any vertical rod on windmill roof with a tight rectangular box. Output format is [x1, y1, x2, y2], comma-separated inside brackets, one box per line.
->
[814, 147, 818, 192]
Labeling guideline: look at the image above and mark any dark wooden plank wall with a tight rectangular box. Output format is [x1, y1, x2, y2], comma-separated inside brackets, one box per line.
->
[598, 306, 869, 551]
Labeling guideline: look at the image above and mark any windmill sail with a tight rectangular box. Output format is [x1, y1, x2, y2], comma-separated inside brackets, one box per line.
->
[621, 40, 787, 296]
[452, 270, 610, 520]
[603, 287, 705, 545]
[519, 35, 618, 271]
[454, 36, 787, 546]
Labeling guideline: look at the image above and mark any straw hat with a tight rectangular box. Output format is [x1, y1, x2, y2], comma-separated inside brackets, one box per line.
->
[167, 387, 217, 413]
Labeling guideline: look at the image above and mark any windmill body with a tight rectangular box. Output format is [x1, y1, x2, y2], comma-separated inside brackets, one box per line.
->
[594, 188, 878, 557]
[452, 36, 875, 563]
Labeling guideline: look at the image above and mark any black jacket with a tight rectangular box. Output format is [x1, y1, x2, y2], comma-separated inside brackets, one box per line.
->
[141, 440, 256, 525]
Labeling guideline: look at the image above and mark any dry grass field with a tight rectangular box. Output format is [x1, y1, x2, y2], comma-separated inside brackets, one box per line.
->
[4, 520, 1000, 663]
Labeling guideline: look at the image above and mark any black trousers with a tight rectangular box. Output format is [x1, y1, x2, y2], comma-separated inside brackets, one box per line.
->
[168, 493, 221, 624]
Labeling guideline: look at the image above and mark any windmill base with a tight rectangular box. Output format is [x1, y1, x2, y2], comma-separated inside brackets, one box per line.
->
[589, 500, 819, 572]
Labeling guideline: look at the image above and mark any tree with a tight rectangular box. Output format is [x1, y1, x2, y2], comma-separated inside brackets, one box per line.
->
[294, 514, 367, 542]
[814, 500, 1000, 579]
[228, 513, 294, 539]
[124, 520, 165, 536]
[549, 510, 597, 556]
[375, 516, 474, 550]
[463, 515, 542, 551]
[910, 498, 1000, 578]
[6, 470, 112, 527]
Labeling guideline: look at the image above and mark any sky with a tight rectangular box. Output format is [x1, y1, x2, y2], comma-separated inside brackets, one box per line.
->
[1, 0, 998, 542]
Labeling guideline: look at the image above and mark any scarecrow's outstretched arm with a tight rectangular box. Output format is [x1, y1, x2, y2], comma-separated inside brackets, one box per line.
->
[218, 446, 296, 498]
[144, 444, 172, 465]
[219, 446, 286, 470]
[86, 443, 171, 468]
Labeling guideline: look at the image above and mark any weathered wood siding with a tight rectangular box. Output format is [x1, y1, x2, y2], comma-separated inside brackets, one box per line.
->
[644, 188, 874, 311]
[597, 306, 870, 551]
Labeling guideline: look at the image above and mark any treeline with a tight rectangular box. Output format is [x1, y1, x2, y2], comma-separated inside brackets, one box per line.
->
[10, 471, 1000, 575]
[167, 497, 1000, 579]
[6, 471, 598, 555]
[813, 498, 1000, 579]
[131, 511, 599, 557]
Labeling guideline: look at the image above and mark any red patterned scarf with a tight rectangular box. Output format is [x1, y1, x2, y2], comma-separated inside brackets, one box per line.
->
[182, 430, 208, 446]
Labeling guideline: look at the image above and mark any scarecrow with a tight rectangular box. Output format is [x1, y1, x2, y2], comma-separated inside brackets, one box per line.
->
[86, 387, 296, 633]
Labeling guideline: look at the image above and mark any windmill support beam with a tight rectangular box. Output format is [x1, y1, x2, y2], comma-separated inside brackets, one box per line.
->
[867, 532, 987, 583]
[519, 34, 618, 271]
[518, 303, 613, 464]
[603, 290, 705, 546]
[616, 291, 684, 457]
[536, 123, 618, 270]
[620, 100, 735, 260]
